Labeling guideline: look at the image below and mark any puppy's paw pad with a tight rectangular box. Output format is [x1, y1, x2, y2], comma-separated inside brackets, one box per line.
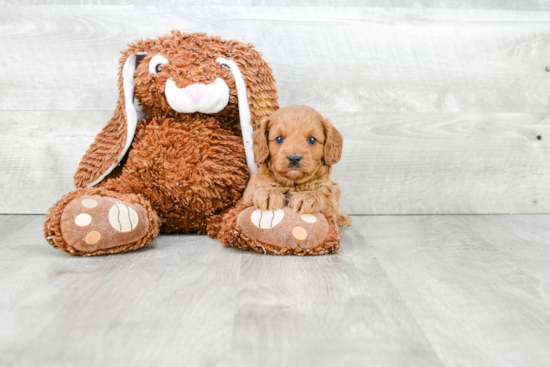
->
[251, 209, 284, 229]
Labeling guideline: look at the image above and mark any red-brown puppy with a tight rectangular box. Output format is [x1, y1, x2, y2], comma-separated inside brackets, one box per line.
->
[243, 105, 352, 227]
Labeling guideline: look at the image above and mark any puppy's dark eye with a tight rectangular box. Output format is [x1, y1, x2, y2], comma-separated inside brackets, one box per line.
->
[308, 137, 317, 145]
[155, 64, 163, 73]
[275, 136, 284, 144]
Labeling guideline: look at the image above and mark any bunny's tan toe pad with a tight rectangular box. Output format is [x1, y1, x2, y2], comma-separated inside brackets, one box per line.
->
[60, 195, 149, 253]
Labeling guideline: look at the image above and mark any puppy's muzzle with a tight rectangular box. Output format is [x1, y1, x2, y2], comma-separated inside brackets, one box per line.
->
[288, 153, 302, 167]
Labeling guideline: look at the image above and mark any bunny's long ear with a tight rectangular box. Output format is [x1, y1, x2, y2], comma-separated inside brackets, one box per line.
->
[217, 45, 279, 175]
[74, 50, 146, 188]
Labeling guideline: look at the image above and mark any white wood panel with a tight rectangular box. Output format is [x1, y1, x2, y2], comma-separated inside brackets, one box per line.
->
[2, 0, 550, 10]
[0, 111, 109, 214]
[2, 214, 550, 366]
[331, 111, 550, 214]
[2, 110, 550, 214]
[2, 5, 550, 214]
[0, 6, 549, 112]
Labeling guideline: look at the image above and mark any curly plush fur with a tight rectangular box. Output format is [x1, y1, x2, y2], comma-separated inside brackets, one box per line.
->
[44, 31, 278, 255]
[74, 31, 278, 188]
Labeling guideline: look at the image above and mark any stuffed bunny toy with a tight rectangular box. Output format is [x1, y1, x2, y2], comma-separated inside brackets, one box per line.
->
[44, 31, 340, 256]
[44, 31, 279, 255]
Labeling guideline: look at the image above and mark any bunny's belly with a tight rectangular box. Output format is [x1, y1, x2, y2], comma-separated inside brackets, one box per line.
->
[101, 115, 249, 233]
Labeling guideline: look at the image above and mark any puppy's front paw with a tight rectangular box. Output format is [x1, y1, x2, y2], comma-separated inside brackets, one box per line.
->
[337, 213, 352, 227]
[289, 192, 323, 214]
[253, 188, 285, 211]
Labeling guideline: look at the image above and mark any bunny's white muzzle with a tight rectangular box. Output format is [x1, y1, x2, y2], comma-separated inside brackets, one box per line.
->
[165, 78, 230, 114]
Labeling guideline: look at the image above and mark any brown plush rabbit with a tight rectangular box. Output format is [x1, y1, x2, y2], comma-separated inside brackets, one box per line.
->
[44, 31, 279, 256]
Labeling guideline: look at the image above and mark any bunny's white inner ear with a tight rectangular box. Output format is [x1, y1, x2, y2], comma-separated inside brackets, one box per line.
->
[86, 54, 140, 188]
[216, 57, 256, 175]
[121, 54, 138, 163]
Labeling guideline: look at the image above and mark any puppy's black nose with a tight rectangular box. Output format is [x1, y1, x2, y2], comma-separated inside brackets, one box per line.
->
[288, 153, 302, 166]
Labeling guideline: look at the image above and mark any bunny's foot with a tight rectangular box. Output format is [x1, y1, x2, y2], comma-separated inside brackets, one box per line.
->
[217, 204, 340, 255]
[44, 188, 160, 256]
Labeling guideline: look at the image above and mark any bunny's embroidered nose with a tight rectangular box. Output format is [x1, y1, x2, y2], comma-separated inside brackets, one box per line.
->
[185, 84, 206, 103]
[164, 78, 229, 114]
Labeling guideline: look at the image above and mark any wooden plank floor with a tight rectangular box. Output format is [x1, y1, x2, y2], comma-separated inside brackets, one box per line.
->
[1, 214, 550, 367]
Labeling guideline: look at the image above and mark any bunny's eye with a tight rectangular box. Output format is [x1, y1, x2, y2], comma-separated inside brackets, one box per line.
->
[308, 137, 317, 145]
[275, 136, 284, 144]
[149, 54, 168, 75]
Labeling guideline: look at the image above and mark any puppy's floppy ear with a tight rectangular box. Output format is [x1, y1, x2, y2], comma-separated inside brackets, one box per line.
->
[253, 116, 271, 164]
[321, 117, 343, 166]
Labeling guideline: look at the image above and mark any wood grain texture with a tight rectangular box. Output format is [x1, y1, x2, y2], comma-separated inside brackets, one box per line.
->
[1, 4, 550, 215]
[0, 6, 549, 113]
[331, 112, 550, 214]
[2, 0, 550, 10]
[0, 215, 243, 367]
[0, 111, 111, 214]
[364, 215, 550, 366]
[1, 214, 550, 366]
[227, 240, 442, 367]
[2, 111, 550, 214]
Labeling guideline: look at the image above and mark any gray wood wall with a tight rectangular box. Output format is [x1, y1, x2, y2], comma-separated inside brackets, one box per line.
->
[1, 1, 550, 214]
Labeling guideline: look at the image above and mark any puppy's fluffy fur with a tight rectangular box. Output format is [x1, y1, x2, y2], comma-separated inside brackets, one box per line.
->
[243, 105, 352, 227]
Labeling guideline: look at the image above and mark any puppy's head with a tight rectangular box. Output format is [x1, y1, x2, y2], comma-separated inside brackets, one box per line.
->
[253, 105, 343, 182]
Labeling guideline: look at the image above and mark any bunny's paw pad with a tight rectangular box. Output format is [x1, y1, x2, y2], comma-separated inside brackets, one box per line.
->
[60, 195, 149, 252]
[237, 207, 330, 252]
